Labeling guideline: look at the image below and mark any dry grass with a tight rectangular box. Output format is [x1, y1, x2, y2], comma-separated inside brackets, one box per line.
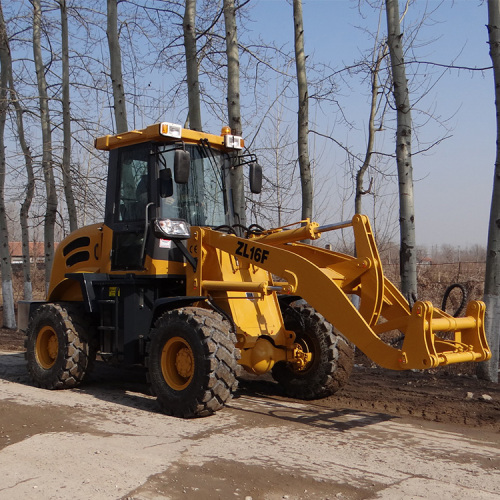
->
[384, 261, 485, 312]
[9, 266, 46, 302]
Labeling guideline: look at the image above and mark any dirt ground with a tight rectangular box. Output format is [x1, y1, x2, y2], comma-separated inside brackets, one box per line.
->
[2, 326, 498, 433]
[2, 347, 499, 500]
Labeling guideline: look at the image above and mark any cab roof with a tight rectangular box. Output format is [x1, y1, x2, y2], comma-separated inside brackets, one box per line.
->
[94, 122, 243, 151]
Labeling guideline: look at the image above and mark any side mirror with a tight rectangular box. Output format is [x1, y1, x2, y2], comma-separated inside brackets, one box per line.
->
[174, 150, 190, 184]
[159, 168, 173, 198]
[249, 163, 262, 194]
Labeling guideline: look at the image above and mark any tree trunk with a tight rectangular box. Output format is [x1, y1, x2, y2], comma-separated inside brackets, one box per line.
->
[355, 44, 386, 215]
[385, 0, 417, 300]
[223, 0, 245, 228]
[293, 0, 313, 222]
[0, 1, 16, 328]
[32, 0, 57, 293]
[107, 0, 127, 133]
[60, 0, 77, 232]
[478, 0, 500, 382]
[0, 2, 34, 301]
[183, 0, 202, 132]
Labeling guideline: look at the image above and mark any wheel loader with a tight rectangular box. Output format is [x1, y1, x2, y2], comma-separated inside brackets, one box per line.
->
[18, 122, 491, 418]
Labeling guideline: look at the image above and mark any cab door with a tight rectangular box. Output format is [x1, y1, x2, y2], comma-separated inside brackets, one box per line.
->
[105, 142, 152, 270]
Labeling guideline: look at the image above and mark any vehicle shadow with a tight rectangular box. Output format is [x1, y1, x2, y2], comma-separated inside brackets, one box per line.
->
[74, 360, 159, 413]
[0, 351, 394, 430]
[0, 351, 30, 384]
[0, 351, 158, 414]
[233, 375, 394, 431]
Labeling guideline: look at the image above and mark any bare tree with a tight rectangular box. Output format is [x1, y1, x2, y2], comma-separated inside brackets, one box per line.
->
[247, 97, 299, 229]
[107, 0, 127, 133]
[60, 0, 77, 232]
[1, 2, 35, 301]
[478, 0, 500, 382]
[385, 0, 417, 300]
[32, 0, 58, 291]
[223, 0, 245, 227]
[355, 42, 388, 215]
[183, 0, 202, 131]
[0, 0, 16, 328]
[293, 0, 313, 222]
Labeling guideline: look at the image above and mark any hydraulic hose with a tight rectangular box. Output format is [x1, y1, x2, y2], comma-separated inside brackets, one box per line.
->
[441, 283, 468, 318]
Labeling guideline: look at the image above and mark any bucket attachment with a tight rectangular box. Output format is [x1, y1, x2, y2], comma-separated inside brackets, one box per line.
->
[398, 300, 489, 369]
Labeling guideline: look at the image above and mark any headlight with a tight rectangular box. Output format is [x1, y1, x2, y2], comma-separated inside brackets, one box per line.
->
[153, 218, 191, 239]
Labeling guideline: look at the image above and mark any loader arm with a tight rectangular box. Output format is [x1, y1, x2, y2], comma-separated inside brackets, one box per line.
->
[186, 214, 490, 371]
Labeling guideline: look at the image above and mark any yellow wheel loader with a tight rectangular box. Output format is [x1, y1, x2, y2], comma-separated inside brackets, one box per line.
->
[18, 122, 491, 418]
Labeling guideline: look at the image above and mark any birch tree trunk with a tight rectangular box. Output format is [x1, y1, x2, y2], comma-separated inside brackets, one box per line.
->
[355, 44, 386, 215]
[385, 0, 417, 300]
[60, 0, 78, 232]
[223, 0, 245, 228]
[0, 2, 34, 301]
[32, 0, 57, 292]
[107, 0, 127, 133]
[293, 0, 313, 222]
[0, 1, 16, 328]
[478, 0, 500, 382]
[183, 0, 202, 131]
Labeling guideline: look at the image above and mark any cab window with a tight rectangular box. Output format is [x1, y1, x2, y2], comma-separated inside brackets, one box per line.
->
[116, 146, 150, 222]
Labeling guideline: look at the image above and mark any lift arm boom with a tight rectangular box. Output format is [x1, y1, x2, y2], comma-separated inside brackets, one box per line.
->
[186, 215, 490, 370]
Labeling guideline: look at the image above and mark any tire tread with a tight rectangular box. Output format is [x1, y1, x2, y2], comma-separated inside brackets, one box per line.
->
[25, 303, 92, 390]
[146, 307, 239, 418]
[272, 303, 354, 400]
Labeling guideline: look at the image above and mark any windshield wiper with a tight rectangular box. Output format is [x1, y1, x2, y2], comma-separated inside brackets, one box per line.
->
[199, 139, 224, 192]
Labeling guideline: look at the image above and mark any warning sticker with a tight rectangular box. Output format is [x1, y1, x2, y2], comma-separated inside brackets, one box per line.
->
[159, 239, 172, 249]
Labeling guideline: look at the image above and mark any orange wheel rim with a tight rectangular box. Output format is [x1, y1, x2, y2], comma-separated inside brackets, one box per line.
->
[161, 337, 194, 390]
[36, 326, 58, 369]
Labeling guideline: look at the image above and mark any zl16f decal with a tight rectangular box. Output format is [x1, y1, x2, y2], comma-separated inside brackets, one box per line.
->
[235, 241, 269, 264]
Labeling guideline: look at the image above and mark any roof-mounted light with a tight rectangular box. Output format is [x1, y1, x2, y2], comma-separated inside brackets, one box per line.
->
[159, 122, 182, 139]
[224, 134, 244, 150]
[221, 125, 244, 149]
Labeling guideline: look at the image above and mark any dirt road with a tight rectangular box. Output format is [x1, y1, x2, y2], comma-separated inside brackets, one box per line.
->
[1, 349, 499, 500]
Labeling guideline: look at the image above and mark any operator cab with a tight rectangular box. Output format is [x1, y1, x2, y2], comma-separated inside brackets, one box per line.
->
[96, 122, 261, 271]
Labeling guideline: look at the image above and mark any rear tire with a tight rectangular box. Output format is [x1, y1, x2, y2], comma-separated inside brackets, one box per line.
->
[25, 303, 93, 389]
[146, 307, 239, 418]
[272, 302, 354, 399]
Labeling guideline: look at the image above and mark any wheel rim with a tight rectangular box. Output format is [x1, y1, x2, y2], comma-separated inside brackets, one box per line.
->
[36, 326, 59, 369]
[161, 336, 195, 390]
[292, 335, 316, 373]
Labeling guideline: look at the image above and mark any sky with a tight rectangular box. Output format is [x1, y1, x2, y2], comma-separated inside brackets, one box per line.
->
[247, 0, 495, 249]
[5, 0, 491, 250]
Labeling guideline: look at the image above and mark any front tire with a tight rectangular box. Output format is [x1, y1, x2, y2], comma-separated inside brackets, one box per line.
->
[146, 307, 239, 418]
[272, 302, 354, 399]
[25, 303, 93, 389]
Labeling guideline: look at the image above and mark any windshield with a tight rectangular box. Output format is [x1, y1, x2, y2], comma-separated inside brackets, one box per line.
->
[158, 144, 227, 227]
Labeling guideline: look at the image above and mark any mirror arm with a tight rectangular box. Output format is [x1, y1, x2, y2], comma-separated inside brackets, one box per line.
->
[172, 239, 197, 271]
